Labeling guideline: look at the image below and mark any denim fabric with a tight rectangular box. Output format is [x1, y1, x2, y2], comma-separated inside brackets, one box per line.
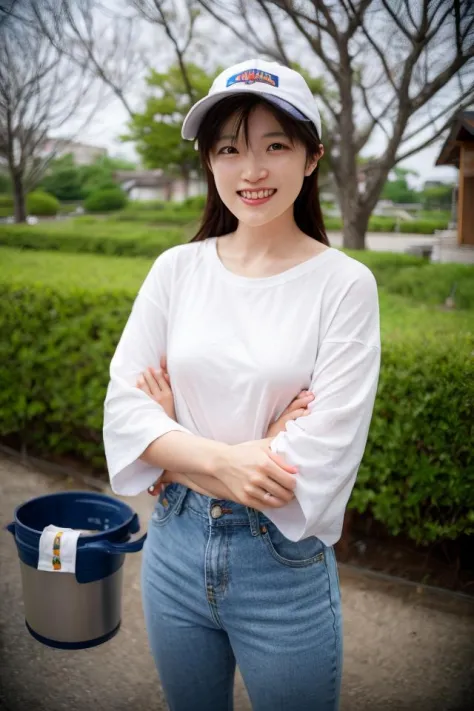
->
[141, 482, 343, 711]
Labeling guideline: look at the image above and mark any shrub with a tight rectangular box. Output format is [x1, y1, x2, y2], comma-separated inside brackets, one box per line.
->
[353, 333, 474, 544]
[0, 194, 14, 208]
[84, 188, 127, 213]
[123, 200, 168, 211]
[180, 194, 206, 211]
[0, 223, 184, 258]
[26, 191, 59, 216]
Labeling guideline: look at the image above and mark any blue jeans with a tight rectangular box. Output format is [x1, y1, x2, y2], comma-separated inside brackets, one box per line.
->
[141, 482, 343, 711]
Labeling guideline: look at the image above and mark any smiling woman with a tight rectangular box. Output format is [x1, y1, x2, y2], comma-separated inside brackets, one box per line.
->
[103, 57, 381, 711]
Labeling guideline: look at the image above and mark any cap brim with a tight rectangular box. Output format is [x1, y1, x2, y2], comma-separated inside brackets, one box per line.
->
[181, 89, 311, 141]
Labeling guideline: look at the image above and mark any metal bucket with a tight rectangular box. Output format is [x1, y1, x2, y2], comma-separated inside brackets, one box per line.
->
[5, 490, 147, 649]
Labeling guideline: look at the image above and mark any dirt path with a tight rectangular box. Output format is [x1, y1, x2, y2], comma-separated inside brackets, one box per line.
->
[1, 454, 473, 711]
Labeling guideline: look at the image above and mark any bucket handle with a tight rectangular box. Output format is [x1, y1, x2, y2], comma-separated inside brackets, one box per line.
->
[81, 532, 147, 554]
[5, 522, 146, 554]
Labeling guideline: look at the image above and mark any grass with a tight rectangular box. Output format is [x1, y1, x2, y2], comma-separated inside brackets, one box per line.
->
[2, 245, 472, 339]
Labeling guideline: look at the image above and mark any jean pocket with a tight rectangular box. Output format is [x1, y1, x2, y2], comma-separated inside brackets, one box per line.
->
[259, 519, 325, 568]
[150, 483, 182, 527]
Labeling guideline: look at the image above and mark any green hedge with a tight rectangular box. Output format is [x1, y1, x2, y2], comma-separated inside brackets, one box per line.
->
[354, 333, 474, 543]
[26, 191, 60, 216]
[84, 188, 127, 212]
[0, 247, 473, 545]
[109, 209, 200, 225]
[0, 223, 185, 257]
[323, 216, 449, 233]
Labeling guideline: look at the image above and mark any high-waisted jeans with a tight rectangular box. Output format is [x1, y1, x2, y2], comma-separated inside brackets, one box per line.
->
[140, 482, 343, 711]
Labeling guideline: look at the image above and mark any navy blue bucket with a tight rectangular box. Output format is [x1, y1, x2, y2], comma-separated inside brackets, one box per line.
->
[5, 491, 147, 649]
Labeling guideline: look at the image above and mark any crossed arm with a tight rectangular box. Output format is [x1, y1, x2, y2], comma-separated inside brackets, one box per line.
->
[136, 356, 314, 500]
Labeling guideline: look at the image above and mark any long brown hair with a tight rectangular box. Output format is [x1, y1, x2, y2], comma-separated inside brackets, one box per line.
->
[188, 93, 329, 246]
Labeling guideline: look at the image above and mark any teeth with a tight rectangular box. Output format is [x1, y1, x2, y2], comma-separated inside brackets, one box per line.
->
[240, 189, 275, 200]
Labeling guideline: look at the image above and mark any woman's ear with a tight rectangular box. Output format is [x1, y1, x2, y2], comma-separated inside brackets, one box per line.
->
[305, 144, 324, 177]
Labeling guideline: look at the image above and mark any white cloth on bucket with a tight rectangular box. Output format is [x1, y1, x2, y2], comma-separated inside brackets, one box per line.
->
[38, 525, 82, 574]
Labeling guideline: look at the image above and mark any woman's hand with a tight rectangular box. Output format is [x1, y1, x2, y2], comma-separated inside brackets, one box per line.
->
[266, 389, 314, 438]
[136, 355, 175, 420]
[214, 437, 300, 510]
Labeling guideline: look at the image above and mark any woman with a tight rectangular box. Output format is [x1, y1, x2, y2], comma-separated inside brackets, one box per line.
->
[103, 58, 381, 711]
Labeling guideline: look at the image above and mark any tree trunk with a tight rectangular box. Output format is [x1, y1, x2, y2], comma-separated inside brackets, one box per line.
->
[342, 209, 369, 249]
[12, 172, 26, 223]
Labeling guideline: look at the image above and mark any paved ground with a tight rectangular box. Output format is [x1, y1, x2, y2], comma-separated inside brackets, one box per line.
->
[327, 232, 439, 253]
[1, 454, 473, 711]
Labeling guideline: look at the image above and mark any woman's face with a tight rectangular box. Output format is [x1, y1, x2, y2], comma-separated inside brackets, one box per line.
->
[208, 104, 322, 228]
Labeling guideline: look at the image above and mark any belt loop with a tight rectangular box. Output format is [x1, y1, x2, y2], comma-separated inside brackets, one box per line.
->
[246, 506, 261, 536]
[172, 485, 190, 516]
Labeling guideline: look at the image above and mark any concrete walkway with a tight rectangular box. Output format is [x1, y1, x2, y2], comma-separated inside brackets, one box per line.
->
[1, 454, 473, 711]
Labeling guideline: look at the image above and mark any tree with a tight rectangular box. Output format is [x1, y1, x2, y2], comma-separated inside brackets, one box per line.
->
[120, 62, 212, 196]
[193, 0, 474, 249]
[79, 155, 137, 196]
[421, 184, 454, 210]
[0, 1, 104, 221]
[381, 167, 420, 204]
[38, 152, 138, 200]
[38, 154, 85, 201]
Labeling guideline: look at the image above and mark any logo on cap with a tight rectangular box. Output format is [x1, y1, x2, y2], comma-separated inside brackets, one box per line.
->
[226, 69, 279, 88]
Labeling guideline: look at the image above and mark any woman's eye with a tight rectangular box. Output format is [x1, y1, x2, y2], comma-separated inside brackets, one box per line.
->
[218, 146, 237, 155]
[268, 143, 286, 151]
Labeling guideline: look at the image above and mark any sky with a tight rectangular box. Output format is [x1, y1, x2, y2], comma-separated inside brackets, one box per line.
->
[57, 3, 459, 191]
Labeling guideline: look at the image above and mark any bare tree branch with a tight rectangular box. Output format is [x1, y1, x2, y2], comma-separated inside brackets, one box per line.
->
[0, 1, 111, 221]
[192, 0, 474, 248]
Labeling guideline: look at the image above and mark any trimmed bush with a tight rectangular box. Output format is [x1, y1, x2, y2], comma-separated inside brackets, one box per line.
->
[123, 200, 168, 211]
[109, 209, 200, 225]
[0, 223, 184, 258]
[84, 188, 127, 213]
[26, 190, 59, 216]
[180, 195, 206, 211]
[354, 332, 474, 543]
[0, 194, 14, 208]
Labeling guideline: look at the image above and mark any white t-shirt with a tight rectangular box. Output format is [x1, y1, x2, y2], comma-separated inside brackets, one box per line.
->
[103, 236, 381, 544]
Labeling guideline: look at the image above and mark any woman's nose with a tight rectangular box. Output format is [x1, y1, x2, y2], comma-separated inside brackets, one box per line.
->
[241, 156, 268, 182]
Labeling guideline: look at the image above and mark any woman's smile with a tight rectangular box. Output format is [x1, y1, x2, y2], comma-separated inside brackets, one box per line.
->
[237, 188, 277, 206]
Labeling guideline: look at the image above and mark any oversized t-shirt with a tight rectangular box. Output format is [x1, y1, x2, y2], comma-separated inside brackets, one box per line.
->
[103, 235, 381, 544]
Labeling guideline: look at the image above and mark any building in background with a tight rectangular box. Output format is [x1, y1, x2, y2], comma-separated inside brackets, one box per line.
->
[113, 168, 206, 202]
[38, 138, 107, 165]
[435, 110, 473, 246]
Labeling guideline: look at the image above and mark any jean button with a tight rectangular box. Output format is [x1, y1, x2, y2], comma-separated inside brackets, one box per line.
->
[210, 504, 223, 519]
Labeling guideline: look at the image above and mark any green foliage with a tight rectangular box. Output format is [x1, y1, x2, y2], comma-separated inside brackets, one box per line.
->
[422, 185, 454, 210]
[380, 262, 474, 310]
[399, 219, 449, 233]
[381, 166, 420, 204]
[26, 191, 60, 216]
[120, 62, 212, 175]
[84, 188, 128, 213]
[323, 215, 449, 234]
[180, 195, 206, 211]
[38, 153, 137, 201]
[39, 154, 85, 201]
[0, 194, 14, 208]
[0, 173, 12, 193]
[354, 333, 474, 544]
[0, 222, 184, 257]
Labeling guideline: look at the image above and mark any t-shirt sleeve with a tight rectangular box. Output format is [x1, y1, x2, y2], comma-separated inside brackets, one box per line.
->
[262, 268, 381, 544]
[103, 248, 194, 496]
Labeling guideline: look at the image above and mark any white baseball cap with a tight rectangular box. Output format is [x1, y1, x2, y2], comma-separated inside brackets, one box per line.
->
[181, 58, 322, 142]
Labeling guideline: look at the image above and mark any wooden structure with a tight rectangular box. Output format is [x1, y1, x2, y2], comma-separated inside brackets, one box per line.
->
[435, 110, 474, 246]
